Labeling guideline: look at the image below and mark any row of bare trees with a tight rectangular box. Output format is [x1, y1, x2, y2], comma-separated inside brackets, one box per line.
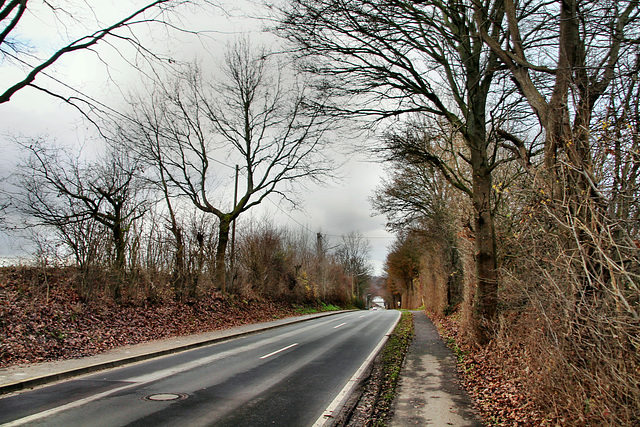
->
[9, 136, 371, 305]
[2, 36, 372, 306]
[273, 0, 640, 423]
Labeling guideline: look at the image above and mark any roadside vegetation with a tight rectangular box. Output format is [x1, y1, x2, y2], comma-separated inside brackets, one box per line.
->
[293, 302, 341, 315]
[373, 311, 414, 424]
[346, 311, 414, 426]
[0, 265, 348, 368]
[430, 310, 546, 425]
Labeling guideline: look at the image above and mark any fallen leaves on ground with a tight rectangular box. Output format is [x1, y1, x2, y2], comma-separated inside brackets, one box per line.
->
[428, 311, 551, 427]
[0, 267, 297, 368]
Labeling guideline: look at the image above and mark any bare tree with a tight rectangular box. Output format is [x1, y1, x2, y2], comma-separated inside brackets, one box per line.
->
[372, 120, 472, 232]
[597, 55, 640, 237]
[15, 140, 147, 296]
[276, 0, 532, 341]
[476, 0, 640, 196]
[475, 0, 640, 320]
[334, 231, 372, 305]
[124, 39, 336, 292]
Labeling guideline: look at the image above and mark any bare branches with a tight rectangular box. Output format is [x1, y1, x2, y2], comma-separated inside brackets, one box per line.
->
[476, 0, 640, 180]
[14, 139, 149, 275]
[381, 123, 473, 197]
[121, 40, 336, 288]
[0, 0, 27, 48]
[0, 0, 216, 113]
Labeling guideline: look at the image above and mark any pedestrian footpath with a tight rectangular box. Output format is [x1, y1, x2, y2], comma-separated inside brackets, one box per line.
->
[390, 311, 482, 426]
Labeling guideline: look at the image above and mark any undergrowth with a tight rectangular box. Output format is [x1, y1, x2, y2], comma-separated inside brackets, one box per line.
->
[429, 309, 549, 426]
[293, 301, 341, 314]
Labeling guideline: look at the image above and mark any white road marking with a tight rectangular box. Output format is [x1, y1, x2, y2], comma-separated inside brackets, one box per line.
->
[2, 382, 140, 426]
[333, 323, 346, 329]
[4, 316, 343, 426]
[259, 343, 298, 359]
[313, 311, 401, 427]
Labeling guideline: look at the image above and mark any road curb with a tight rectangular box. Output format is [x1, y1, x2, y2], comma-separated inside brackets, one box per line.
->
[314, 310, 402, 427]
[0, 310, 352, 395]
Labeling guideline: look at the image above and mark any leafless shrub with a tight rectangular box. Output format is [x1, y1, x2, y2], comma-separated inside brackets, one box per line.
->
[233, 220, 355, 305]
[235, 222, 295, 299]
[498, 184, 640, 425]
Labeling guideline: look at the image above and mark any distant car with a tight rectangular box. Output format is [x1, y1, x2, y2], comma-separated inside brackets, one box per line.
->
[371, 306, 380, 310]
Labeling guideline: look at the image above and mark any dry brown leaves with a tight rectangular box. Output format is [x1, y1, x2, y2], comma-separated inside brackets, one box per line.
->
[0, 267, 297, 368]
[428, 311, 551, 427]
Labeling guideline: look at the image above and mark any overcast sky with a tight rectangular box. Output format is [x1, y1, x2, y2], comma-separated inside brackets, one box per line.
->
[0, 0, 395, 274]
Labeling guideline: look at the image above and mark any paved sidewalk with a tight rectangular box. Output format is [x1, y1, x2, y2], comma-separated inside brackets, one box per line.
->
[0, 310, 347, 395]
[390, 311, 482, 426]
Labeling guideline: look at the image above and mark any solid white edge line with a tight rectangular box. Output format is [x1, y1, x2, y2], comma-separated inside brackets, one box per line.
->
[2, 381, 141, 426]
[4, 314, 348, 425]
[312, 311, 402, 427]
[259, 343, 299, 359]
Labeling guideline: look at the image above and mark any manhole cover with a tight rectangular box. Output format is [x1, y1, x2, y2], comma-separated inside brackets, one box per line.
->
[142, 393, 188, 402]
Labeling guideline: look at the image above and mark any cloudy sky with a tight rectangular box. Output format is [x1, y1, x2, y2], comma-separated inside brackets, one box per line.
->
[0, 0, 395, 274]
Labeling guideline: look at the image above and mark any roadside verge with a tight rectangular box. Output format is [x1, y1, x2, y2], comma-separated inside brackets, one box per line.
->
[341, 311, 414, 426]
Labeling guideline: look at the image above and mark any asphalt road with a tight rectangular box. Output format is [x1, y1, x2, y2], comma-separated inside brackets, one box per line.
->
[0, 309, 400, 427]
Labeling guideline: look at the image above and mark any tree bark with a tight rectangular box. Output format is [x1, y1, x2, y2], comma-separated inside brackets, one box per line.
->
[113, 222, 127, 273]
[468, 89, 498, 343]
[215, 215, 232, 293]
[471, 165, 498, 342]
[171, 224, 186, 300]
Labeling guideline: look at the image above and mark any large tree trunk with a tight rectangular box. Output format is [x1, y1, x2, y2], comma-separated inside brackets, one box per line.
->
[466, 52, 498, 343]
[215, 215, 232, 293]
[172, 225, 186, 300]
[112, 222, 126, 301]
[161, 168, 187, 300]
[469, 126, 498, 344]
[544, 0, 580, 193]
[113, 223, 126, 272]
[471, 167, 498, 343]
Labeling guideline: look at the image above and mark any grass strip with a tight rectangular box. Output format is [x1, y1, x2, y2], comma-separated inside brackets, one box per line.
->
[343, 310, 414, 427]
[374, 311, 414, 423]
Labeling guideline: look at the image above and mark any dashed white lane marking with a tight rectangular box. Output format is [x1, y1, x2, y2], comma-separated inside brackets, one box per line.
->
[259, 343, 299, 359]
[6, 314, 350, 425]
[333, 323, 347, 329]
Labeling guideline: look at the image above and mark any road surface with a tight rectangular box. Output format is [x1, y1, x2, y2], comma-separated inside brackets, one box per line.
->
[0, 309, 400, 426]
